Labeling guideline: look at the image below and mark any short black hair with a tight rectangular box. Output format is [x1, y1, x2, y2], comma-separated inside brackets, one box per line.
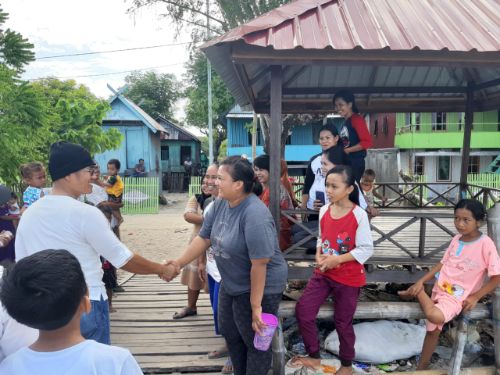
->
[455, 199, 486, 221]
[253, 154, 270, 172]
[1, 249, 87, 331]
[139, 158, 144, 162]
[107, 159, 121, 170]
[20, 162, 44, 179]
[363, 169, 376, 178]
[10, 192, 18, 199]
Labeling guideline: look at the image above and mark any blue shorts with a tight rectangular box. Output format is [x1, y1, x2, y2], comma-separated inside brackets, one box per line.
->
[80, 296, 110, 344]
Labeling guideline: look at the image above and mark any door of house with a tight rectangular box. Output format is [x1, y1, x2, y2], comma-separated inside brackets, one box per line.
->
[180, 146, 191, 165]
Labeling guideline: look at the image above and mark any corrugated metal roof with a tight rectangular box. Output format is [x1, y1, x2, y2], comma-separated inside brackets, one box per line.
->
[109, 95, 166, 134]
[122, 97, 166, 134]
[157, 116, 201, 142]
[205, 0, 500, 52]
[201, 0, 500, 113]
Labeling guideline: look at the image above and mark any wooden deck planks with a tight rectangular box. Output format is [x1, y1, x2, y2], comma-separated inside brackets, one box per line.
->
[112, 214, 459, 373]
[110, 275, 225, 374]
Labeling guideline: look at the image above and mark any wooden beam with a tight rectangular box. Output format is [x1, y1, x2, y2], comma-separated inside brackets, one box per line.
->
[231, 46, 500, 68]
[269, 65, 282, 230]
[473, 77, 500, 91]
[254, 97, 484, 114]
[248, 66, 271, 86]
[459, 83, 474, 197]
[282, 86, 468, 95]
[278, 300, 489, 320]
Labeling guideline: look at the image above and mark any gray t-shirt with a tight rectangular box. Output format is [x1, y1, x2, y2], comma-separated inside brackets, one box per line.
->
[199, 194, 288, 296]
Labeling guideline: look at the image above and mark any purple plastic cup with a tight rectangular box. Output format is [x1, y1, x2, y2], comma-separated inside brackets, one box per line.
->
[253, 313, 279, 351]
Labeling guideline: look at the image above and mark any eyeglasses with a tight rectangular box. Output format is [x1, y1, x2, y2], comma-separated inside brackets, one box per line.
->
[84, 167, 97, 174]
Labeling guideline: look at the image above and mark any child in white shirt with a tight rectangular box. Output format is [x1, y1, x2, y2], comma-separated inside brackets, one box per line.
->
[0, 249, 143, 375]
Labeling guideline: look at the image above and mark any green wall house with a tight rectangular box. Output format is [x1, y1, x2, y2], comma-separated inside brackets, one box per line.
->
[156, 117, 201, 174]
[394, 110, 499, 192]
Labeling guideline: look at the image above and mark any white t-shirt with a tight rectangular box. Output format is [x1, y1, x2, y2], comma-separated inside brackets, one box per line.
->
[204, 201, 221, 282]
[0, 267, 38, 363]
[308, 176, 367, 211]
[0, 340, 143, 375]
[82, 184, 119, 228]
[15, 195, 133, 301]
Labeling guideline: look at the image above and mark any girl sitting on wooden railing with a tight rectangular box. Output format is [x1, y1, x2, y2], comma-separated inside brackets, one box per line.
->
[399, 199, 500, 370]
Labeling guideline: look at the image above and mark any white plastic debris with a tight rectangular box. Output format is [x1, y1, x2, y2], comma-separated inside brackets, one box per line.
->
[325, 320, 426, 364]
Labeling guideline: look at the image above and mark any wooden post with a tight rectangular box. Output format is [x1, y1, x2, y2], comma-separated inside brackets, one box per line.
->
[487, 204, 500, 374]
[252, 113, 258, 160]
[418, 217, 426, 258]
[459, 83, 474, 199]
[270, 65, 282, 230]
[448, 315, 469, 375]
[272, 320, 286, 375]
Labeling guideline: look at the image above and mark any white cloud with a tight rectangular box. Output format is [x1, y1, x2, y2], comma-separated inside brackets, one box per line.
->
[2, 0, 192, 113]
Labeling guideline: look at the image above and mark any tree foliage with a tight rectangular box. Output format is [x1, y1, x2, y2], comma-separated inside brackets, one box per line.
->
[184, 51, 233, 159]
[128, 0, 315, 157]
[0, 10, 122, 186]
[0, 7, 34, 71]
[124, 71, 180, 119]
[31, 79, 123, 156]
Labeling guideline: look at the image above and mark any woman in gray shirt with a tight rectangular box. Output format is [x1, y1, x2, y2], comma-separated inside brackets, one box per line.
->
[169, 156, 287, 375]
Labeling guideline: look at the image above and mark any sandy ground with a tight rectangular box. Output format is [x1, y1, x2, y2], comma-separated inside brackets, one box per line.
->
[116, 193, 192, 281]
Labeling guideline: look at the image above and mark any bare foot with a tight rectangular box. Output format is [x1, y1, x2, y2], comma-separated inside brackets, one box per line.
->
[290, 356, 321, 370]
[336, 366, 353, 375]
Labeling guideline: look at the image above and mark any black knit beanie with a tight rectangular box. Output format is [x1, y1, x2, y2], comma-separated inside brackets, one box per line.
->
[49, 141, 95, 181]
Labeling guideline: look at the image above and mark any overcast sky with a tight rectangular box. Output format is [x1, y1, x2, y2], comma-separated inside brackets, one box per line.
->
[3, 0, 193, 122]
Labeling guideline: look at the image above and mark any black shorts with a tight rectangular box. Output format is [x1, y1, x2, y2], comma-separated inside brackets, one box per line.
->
[108, 194, 122, 204]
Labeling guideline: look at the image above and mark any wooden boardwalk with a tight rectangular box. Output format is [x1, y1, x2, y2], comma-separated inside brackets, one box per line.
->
[110, 274, 226, 374]
[111, 211, 458, 373]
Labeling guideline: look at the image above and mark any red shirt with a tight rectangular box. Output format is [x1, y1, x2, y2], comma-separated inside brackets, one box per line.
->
[316, 207, 366, 287]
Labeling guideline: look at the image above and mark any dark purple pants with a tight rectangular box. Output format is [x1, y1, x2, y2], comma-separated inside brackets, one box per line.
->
[296, 273, 360, 365]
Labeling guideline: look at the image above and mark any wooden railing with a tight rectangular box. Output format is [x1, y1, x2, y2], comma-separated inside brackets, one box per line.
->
[373, 182, 500, 209]
[283, 209, 455, 262]
[122, 177, 159, 215]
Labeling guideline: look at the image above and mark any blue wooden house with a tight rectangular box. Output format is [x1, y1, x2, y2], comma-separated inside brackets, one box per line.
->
[94, 92, 168, 177]
[226, 105, 343, 164]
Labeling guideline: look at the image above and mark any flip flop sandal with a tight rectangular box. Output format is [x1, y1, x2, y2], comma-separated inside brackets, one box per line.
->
[221, 358, 233, 374]
[288, 356, 308, 369]
[208, 347, 229, 359]
[172, 307, 197, 319]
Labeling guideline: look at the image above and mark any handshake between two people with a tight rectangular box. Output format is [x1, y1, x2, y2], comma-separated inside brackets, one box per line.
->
[158, 259, 182, 282]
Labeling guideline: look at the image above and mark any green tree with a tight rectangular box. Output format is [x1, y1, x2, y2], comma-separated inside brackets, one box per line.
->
[184, 52, 233, 159]
[123, 71, 180, 119]
[128, 0, 318, 157]
[0, 7, 34, 71]
[31, 79, 123, 156]
[0, 10, 122, 187]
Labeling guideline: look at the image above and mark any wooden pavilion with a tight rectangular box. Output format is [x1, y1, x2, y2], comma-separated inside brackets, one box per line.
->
[200, 0, 500, 374]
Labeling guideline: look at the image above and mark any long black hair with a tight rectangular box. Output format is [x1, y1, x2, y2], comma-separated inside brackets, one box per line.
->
[333, 90, 359, 114]
[220, 156, 262, 196]
[322, 145, 350, 166]
[325, 165, 360, 206]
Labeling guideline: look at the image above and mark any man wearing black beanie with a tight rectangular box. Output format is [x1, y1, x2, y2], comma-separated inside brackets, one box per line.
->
[15, 141, 177, 345]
